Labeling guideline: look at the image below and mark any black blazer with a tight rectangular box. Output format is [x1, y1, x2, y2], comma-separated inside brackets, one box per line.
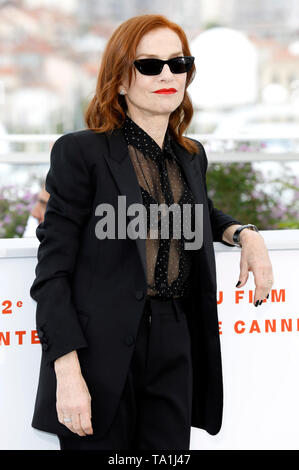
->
[30, 126, 242, 438]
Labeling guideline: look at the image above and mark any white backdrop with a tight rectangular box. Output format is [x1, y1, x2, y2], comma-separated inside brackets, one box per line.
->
[0, 231, 298, 450]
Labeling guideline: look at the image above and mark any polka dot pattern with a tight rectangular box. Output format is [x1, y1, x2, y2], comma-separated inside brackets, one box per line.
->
[122, 113, 196, 300]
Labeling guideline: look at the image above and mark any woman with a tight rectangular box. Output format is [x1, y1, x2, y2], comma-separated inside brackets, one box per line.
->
[30, 14, 274, 450]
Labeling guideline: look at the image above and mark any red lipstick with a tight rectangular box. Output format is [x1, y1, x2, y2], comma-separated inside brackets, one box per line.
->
[153, 88, 177, 94]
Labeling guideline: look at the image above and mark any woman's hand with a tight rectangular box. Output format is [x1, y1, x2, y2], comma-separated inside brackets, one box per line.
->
[236, 230, 274, 306]
[54, 351, 93, 436]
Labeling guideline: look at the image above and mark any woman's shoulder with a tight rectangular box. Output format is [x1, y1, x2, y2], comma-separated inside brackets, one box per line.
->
[185, 136, 205, 153]
[56, 128, 107, 146]
[182, 136, 208, 172]
[49, 129, 109, 169]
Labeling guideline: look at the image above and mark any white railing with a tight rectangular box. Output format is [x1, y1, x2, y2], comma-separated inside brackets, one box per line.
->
[0, 134, 299, 163]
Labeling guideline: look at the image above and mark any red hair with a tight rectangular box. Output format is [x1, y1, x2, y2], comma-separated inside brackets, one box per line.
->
[84, 14, 198, 155]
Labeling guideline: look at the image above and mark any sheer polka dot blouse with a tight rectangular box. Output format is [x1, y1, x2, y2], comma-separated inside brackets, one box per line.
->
[122, 113, 196, 300]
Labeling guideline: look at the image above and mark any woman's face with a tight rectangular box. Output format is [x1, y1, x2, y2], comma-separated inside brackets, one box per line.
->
[120, 28, 187, 119]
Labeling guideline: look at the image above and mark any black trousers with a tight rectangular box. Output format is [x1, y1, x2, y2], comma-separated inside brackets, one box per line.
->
[58, 295, 193, 450]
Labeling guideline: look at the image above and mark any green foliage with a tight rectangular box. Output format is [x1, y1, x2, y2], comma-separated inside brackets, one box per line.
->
[206, 162, 299, 229]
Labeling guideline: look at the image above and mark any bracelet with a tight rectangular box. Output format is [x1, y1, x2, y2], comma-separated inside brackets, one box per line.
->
[232, 224, 259, 247]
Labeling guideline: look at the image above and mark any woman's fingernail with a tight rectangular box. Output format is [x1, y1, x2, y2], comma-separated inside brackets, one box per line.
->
[259, 300, 263, 305]
[266, 294, 269, 299]
[236, 281, 241, 287]
[255, 300, 259, 307]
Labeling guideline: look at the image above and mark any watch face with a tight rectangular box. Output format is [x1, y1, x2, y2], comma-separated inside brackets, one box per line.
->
[233, 231, 240, 244]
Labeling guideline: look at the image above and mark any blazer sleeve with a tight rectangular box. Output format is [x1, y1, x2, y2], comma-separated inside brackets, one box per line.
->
[192, 138, 244, 246]
[30, 132, 94, 366]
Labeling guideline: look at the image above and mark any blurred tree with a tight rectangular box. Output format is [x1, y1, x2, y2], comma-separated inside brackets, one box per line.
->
[206, 162, 299, 229]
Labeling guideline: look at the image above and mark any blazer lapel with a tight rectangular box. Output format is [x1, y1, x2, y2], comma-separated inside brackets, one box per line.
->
[104, 127, 147, 279]
[103, 127, 207, 282]
[171, 139, 206, 208]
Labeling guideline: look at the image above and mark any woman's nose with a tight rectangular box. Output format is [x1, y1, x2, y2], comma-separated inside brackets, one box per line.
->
[159, 63, 173, 78]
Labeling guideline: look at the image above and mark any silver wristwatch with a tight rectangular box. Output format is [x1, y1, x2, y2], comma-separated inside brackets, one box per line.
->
[233, 224, 259, 247]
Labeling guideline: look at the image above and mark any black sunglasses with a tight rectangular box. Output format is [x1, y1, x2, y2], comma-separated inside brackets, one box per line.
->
[133, 56, 194, 76]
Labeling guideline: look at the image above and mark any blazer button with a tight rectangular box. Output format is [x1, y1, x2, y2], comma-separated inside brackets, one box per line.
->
[125, 335, 135, 346]
[135, 290, 144, 300]
[37, 329, 44, 338]
[42, 343, 49, 351]
[39, 334, 48, 344]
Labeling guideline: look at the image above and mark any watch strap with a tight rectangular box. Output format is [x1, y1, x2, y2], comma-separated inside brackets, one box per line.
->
[233, 224, 259, 247]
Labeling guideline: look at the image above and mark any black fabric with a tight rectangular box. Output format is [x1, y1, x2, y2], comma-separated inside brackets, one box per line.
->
[58, 296, 192, 450]
[30, 126, 244, 439]
[123, 114, 196, 299]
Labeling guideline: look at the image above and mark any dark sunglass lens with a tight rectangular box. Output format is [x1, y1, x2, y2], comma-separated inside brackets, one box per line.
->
[170, 57, 193, 73]
[134, 57, 194, 75]
[135, 59, 161, 75]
